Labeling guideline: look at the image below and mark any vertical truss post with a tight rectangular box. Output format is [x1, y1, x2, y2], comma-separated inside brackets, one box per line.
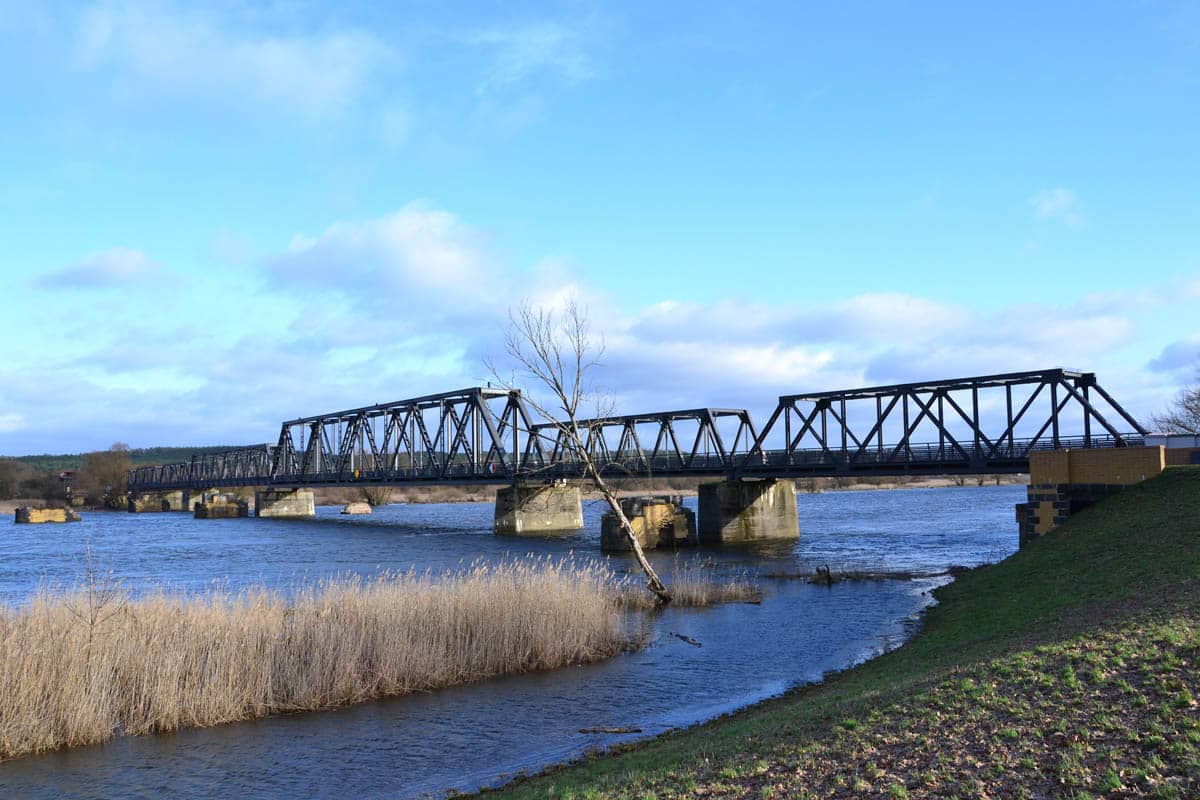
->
[1051, 380, 1060, 449]
[1082, 381, 1093, 447]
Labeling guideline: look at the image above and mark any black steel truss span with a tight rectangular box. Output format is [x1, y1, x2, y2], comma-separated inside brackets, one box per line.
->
[126, 369, 1147, 493]
[531, 408, 759, 477]
[739, 368, 1147, 475]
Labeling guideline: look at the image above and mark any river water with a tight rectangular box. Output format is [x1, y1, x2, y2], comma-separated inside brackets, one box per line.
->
[0, 485, 1022, 799]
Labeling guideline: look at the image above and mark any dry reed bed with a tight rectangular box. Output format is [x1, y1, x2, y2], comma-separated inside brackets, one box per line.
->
[619, 561, 762, 611]
[0, 560, 631, 761]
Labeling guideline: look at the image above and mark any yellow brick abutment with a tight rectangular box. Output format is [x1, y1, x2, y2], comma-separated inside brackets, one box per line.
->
[1016, 446, 1165, 544]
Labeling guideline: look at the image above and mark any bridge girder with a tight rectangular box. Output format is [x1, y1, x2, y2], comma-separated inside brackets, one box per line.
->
[126, 369, 1148, 493]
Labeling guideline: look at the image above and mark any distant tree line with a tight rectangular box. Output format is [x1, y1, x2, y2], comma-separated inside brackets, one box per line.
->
[0, 443, 133, 508]
[11, 445, 242, 473]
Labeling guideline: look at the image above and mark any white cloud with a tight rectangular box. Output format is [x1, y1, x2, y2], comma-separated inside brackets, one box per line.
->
[268, 204, 498, 315]
[7, 200, 1194, 455]
[75, 2, 393, 118]
[32, 246, 157, 289]
[1029, 187, 1085, 228]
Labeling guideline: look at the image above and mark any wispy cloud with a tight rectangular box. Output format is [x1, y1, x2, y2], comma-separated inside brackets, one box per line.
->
[75, 1, 394, 118]
[32, 246, 157, 289]
[1029, 187, 1085, 228]
[463, 20, 599, 94]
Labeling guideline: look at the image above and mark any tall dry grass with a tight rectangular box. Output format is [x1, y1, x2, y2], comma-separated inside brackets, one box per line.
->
[618, 560, 762, 610]
[0, 559, 629, 760]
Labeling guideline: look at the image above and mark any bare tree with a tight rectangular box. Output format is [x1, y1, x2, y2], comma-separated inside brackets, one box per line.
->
[488, 300, 671, 604]
[1151, 372, 1200, 434]
[77, 443, 132, 509]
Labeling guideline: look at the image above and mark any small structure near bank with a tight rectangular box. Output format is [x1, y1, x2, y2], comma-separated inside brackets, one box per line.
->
[342, 501, 372, 515]
[15, 506, 81, 524]
[601, 496, 696, 551]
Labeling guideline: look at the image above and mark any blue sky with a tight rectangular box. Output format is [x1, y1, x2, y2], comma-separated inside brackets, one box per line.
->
[1, 1, 1198, 454]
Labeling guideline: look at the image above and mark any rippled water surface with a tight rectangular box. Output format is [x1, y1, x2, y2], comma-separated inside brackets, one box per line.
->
[0, 485, 1022, 798]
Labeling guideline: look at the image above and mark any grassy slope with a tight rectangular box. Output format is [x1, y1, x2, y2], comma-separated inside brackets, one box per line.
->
[483, 467, 1200, 799]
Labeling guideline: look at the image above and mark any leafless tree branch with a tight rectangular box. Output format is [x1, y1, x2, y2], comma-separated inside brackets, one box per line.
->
[488, 299, 671, 604]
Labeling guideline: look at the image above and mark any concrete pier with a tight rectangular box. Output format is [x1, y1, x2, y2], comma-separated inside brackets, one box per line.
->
[494, 484, 584, 534]
[15, 507, 81, 524]
[194, 499, 250, 519]
[160, 490, 190, 511]
[697, 479, 799, 544]
[128, 494, 168, 513]
[601, 496, 696, 551]
[255, 489, 316, 519]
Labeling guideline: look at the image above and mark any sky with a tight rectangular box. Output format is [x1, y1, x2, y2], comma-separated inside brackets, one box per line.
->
[1, 1, 1198, 455]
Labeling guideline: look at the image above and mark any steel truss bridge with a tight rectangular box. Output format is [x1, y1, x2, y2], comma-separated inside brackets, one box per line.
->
[127, 368, 1148, 493]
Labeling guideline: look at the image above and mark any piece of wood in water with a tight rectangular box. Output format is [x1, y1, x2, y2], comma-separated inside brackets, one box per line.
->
[669, 632, 702, 647]
[578, 726, 642, 734]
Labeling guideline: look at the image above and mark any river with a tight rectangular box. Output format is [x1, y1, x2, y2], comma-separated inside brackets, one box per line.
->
[0, 484, 1022, 799]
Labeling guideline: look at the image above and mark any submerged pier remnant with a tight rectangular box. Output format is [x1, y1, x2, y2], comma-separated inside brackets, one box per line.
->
[194, 497, 250, 519]
[494, 484, 584, 534]
[600, 496, 696, 551]
[14, 506, 81, 524]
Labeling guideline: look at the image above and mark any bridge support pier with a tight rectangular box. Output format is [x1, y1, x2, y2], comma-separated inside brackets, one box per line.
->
[1016, 446, 1165, 546]
[194, 497, 250, 518]
[160, 490, 191, 511]
[494, 484, 583, 535]
[698, 479, 799, 544]
[255, 489, 316, 519]
[601, 496, 695, 551]
[128, 493, 168, 513]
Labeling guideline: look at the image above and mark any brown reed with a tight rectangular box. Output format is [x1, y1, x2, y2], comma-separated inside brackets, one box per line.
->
[0, 559, 630, 760]
[618, 560, 763, 611]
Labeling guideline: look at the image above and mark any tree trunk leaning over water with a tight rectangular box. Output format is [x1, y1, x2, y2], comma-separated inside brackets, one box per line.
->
[488, 301, 671, 605]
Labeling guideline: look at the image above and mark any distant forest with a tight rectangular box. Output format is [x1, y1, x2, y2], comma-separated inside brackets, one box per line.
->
[9, 446, 244, 472]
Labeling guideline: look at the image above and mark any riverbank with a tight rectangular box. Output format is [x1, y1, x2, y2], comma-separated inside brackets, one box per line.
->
[481, 467, 1200, 799]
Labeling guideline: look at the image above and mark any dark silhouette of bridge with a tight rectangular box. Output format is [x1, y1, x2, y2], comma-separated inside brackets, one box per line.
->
[127, 368, 1147, 494]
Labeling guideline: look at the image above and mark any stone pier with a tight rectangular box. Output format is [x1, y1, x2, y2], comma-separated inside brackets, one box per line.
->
[1016, 446, 1167, 546]
[194, 498, 250, 519]
[697, 479, 799, 544]
[494, 484, 584, 534]
[255, 489, 316, 519]
[128, 494, 168, 513]
[161, 490, 191, 511]
[601, 496, 696, 552]
[15, 506, 81, 524]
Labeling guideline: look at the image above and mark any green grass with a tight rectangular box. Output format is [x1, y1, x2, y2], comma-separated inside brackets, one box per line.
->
[480, 467, 1200, 799]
